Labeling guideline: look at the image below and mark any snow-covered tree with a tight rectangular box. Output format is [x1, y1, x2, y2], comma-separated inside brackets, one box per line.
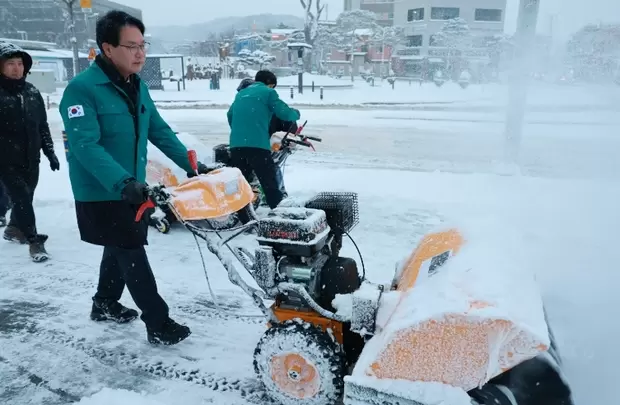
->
[237, 49, 276, 70]
[432, 17, 472, 50]
[330, 10, 380, 53]
[299, 0, 326, 70]
[431, 18, 471, 74]
[299, 0, 325, 49]
[371, 25, 406, 74]
[373, 25, 406, 50]
[566, 23, 620, 82]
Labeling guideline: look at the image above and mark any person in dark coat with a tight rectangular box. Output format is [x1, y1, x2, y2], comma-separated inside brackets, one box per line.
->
[0, 181, 10, 227]
[59, 11, 208, 346]
[0, 42, 60, 262]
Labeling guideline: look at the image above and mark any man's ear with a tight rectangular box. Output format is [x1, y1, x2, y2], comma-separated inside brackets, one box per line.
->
[101, 43, 112, 58]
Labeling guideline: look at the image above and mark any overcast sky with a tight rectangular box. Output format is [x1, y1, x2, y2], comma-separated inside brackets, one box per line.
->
[119, 0, 620, 41]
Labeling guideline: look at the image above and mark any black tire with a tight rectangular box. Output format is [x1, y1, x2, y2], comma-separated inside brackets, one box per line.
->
[155, 218, 170, 234]
[253, 320, 346, 405]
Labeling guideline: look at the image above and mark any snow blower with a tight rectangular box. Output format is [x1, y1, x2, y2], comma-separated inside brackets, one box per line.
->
[145, 124, 319, 232]
[136, 151, 574, 405]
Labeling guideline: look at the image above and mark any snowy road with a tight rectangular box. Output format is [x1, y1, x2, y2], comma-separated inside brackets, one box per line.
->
[2, 105, 620, 404]
[48, 108, 620, 179]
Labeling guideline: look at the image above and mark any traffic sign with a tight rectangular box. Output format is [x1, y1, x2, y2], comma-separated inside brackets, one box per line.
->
[80, 0, 92, 8]
[88, 47, 97, 61]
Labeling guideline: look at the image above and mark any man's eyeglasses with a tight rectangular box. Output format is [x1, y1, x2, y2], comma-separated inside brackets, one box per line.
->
[119, 42, 150, 54]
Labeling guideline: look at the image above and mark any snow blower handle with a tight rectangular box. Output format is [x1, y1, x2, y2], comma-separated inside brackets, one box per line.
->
[295, 120, 308, 135]
[187, 149, 198, 175]
[135, 197, 155, 222]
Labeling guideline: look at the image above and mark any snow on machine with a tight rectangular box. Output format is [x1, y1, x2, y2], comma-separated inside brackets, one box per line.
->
[135, 152, 574, 405]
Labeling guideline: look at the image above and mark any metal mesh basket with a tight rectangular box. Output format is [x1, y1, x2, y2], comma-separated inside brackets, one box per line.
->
[305, 192, 359, 234]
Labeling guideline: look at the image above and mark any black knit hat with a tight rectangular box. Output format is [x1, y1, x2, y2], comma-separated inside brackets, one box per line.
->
[0, 42, 33, 75]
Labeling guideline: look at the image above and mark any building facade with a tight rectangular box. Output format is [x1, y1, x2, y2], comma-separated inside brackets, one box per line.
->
[344, 0, 395, 26]
[0, 0, 142, 52]
[344, 0, 507, 78]
[394, 0, 506, 53]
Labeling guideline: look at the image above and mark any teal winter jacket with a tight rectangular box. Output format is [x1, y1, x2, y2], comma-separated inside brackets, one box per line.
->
[227, 82, 300, 150]
[59, 63, 193, 202]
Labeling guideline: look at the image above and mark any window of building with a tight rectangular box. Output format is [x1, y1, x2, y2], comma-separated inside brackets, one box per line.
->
[344, 0, 352, 11]
[474, 9, 502, 22]
[407, 8, 424, 21]
[430, 7, 459, 20]
[407, 35, 423, 47]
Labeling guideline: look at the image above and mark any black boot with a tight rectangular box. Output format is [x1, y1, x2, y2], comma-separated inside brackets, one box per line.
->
[90, 297, 139, 324]
[147, 318, 191, 345]
[4, 225, 26, 244]
[28, 234, 50, 263]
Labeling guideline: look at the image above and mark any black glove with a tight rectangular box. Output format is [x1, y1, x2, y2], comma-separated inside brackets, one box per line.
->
[48, 153, 60, 171]
[187, 161, 210, 178]
[121, 179, 148, 205]
[287, 121, 299, 134]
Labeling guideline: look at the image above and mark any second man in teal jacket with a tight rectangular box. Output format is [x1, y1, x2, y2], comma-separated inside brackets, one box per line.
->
[227, 70, 300, 209]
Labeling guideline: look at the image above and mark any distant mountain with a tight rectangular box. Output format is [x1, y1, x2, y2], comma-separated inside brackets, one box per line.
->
[148, 14, 304, 43]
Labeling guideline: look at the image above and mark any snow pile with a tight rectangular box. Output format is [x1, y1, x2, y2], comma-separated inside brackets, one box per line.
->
[344, 375, 473, 405]
[346, 221, 550, 402]
[77, 388, 168, 405]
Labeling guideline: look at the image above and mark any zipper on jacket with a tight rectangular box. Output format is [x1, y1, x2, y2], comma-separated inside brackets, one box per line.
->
[111, 84, 140, 177]
[18, 93, 29, 164]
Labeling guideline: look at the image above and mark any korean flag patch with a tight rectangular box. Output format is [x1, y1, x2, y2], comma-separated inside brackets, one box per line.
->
[67, 105, 85, 119]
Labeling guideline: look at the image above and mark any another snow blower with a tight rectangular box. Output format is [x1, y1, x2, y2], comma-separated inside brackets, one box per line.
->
[136, 151, 574, 405]
[145, 124, 319, 232]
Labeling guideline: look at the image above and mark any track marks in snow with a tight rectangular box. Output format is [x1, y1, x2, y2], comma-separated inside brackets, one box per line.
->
[6, 323, 272, 404]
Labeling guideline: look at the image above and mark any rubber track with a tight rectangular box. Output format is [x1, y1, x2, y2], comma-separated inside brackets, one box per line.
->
[21, 325, 275, 404]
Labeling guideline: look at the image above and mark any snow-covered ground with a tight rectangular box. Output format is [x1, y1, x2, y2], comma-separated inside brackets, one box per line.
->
[2, 89, 620, 405]
[45, 77, 620, 111]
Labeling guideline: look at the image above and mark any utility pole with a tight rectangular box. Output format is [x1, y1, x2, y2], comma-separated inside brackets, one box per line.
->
[60, 0, 81, 78]
[503, 0, 540, 167]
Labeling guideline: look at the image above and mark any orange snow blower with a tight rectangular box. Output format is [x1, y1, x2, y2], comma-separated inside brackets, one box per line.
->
[136, 151, 574, 405]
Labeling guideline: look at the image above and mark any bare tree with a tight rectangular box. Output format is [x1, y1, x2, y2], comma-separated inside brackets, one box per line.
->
[299, 0, 325, 70]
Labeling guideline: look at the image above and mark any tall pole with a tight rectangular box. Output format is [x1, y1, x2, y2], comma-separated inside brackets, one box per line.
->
[503, 0, 540, 166]
[62, 0, 80, 78]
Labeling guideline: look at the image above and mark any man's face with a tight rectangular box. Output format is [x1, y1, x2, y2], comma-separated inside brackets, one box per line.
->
[1, 57, 25, 79]
[103, 25, 147, 77]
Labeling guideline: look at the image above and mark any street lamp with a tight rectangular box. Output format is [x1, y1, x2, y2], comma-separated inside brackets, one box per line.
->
[503, 0, 540, 168]
[287, 42, 312, 94]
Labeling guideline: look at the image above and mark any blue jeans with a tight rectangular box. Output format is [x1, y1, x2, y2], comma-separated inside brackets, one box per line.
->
[0, 181, 10, 217]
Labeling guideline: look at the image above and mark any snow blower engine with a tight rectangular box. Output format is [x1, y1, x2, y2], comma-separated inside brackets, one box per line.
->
[252, 192, 365, 328]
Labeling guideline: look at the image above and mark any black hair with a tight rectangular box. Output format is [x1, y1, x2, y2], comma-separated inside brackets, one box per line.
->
[96, 10, 145, 52]
[255, 70, 277, 87]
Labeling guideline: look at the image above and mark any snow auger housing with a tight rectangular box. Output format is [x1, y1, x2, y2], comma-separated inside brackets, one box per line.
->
[137, 151, 574, 405]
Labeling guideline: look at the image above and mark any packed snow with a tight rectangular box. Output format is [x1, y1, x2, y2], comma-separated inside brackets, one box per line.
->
[1, 82, 620, 405]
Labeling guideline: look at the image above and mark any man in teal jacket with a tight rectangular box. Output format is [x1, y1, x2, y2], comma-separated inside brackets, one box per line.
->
[227, 70, 300, 209]
[59, 10, 204, 346]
